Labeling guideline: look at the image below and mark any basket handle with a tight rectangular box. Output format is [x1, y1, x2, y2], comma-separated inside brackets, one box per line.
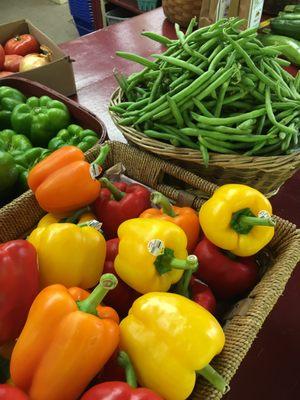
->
[151, 160, 218, 207]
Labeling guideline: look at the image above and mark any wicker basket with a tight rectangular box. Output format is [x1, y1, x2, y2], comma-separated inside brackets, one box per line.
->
[1, 141, 300, 399]
[110, 88, 300, 197]
[162, 0, 202, 27]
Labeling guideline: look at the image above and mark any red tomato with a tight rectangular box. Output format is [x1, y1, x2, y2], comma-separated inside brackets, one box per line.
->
[4, 34, 39, 56]
[4, 54, 23, 72]
[0, 71, 14, 78]
[0, 45, 4, 71]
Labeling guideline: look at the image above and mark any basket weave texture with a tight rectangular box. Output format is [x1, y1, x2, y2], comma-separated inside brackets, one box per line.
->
[110, 88, 300, 197]
[1, 141, 299, 399]
[162, 0, 202, 27]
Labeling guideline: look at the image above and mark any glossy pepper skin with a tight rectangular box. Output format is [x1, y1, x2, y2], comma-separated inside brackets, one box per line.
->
[115, 218, 198, 294]
[140, 191, 200, 253]
[0, 240, 39, 345]
[11, 96, 70, 147]
[199, 184, 275, 257]
[28, 144, 109, 214]
[93, 178, 151, 239]
[194, 236, 258, 300]
[10, 274, 120, 400]
[190, 276, 217, 315]
[0, 129, 32, 156]
[0, 86, 26, 129]
[81, 352, 163, 400]
[28, 220, 106, 289]
[0, 385, 29, 400]
[103, 238, 139, 318]
[0, 150, 18, 194]
[120, 292, 227, 400]
[14, 147, 50, 193]
[48, 123, 98, 152]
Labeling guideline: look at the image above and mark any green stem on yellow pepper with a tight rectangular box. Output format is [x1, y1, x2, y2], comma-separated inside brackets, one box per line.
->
[117, 351, 138, 388]
[196, 364, 229, 394]
[92, 143, 110, 166]
[151, 191, 177, 217]
[61, 206, 91, 224]
[100, 177, 125, 201]
[231, 207, 275, 234]
[155, 249, 198, 275]
[77, 273, 118, 316]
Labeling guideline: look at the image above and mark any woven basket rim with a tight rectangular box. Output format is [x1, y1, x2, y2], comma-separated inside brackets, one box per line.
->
[109, 87, 300, 171]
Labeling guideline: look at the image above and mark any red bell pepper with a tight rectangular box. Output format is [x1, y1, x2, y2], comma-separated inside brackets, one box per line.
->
[193, 236, 259, 300]
[102, 238, 139, 318]
[93, 178, 151, 239]
[190, 276, 217, 315]
[0, 240, 39, 345]
[81, 351, 163, 400]
[174, 261, 217, 314]
[0, 384, 29, 400]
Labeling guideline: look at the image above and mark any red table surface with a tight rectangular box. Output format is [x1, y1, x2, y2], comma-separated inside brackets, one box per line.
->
[61, 8, 300, 399]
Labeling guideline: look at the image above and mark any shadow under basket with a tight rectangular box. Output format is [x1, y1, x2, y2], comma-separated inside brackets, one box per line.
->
[0, 142, 299, 399]
[110, 88, 300, 198]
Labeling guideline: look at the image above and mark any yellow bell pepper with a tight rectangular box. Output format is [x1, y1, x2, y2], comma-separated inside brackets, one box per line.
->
[28, 220, 106, 289]
[37, 207, 96, 227]
[114, 218, 198, 294]
[120, 292, 228, 400]
[199, 184, 275, 256]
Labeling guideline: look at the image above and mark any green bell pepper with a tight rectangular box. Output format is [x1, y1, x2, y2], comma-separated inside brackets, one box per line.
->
[14, 147, 51, 193]
[0, 129, 32, 156]
[0, 150, 18, 194]
[48, 124, 99, 152]
[11, 95, 70, 147]
[0, 86, 26, 130]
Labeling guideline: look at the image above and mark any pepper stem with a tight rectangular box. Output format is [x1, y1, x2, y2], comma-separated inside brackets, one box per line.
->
[151, 191, 177, 217]
[93, 143, 110, 166]
[100, 177, 125, 200]
[175, 268, 195, 298]
[117, 351, 137, 389]
[231, 208, 275, 235]
[155, 249, 198, 275]
[61, 206, 91, 224]
[196, 364, 230, 394]
[77, 273, 118, 315]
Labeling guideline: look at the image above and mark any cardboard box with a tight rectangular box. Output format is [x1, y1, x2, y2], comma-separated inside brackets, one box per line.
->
[0, 19, 76, 96]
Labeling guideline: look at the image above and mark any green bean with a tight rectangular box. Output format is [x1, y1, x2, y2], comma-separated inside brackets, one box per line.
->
[153, 54, 203, 75]
[198, 37, 220, 54]
[144, 130, 198, 149]
[295, 72, 300, 91]
[142, 31, 174, 46]
[224, 34, 289, 96]
[167, 95, 184, 128]
[199, 135, 237, 154]
[274, 58, 291, 67]
[127, 97, 150, 111]
[244, 140, 268, 156]
[116, 101, 134, 109]
[193, 98, 214, 117]
[214, 80, 229, 117]
[254, 142, 282, 155]
[184, 25, 211, 43]
[256, 114, 266, 135]
[182, 110, 197, 128]
[185, 17, 197, 36]
[109, 105, 127, 114]
[196, 123, 252, 135]
[199, 140, 210, 167]
[170, 72, 189, 89]
[204, 136, 252, 150]
[263, 60, 294, 98]
[149, 71, 163, 103]
[243, 77, 255, 88]
[265, 87, 297, 136]
[116, 51, 159, 70]
[208, 45, 223, 63]
[191, 107, 266, 125]
[118, 116, 137, 126]
[183, 128, 270, 142]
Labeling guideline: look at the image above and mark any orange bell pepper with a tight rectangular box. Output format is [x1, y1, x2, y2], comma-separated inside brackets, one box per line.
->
[68, 286, 120, 324]
[28, 144, 110, 214]
[10, 274, 120, 400]
[140, 191, 200, 253]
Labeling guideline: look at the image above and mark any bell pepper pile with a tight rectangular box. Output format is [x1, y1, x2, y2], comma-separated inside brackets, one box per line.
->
[0, 85, 99, 203]
[0, 144, 277, 400]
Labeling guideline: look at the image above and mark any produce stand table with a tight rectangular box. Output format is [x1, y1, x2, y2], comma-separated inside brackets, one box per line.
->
[60, 8, 300, 399]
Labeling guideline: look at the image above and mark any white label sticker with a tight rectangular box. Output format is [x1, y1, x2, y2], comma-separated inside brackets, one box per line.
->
[86, 220, 103, 231]
[90, 164, 101, 179]
[258, 210, 271, 219]
[147, 239, 165, 256]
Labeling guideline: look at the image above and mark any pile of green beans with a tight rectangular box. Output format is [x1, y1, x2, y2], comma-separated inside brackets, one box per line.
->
[110, 17, 300, 165]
